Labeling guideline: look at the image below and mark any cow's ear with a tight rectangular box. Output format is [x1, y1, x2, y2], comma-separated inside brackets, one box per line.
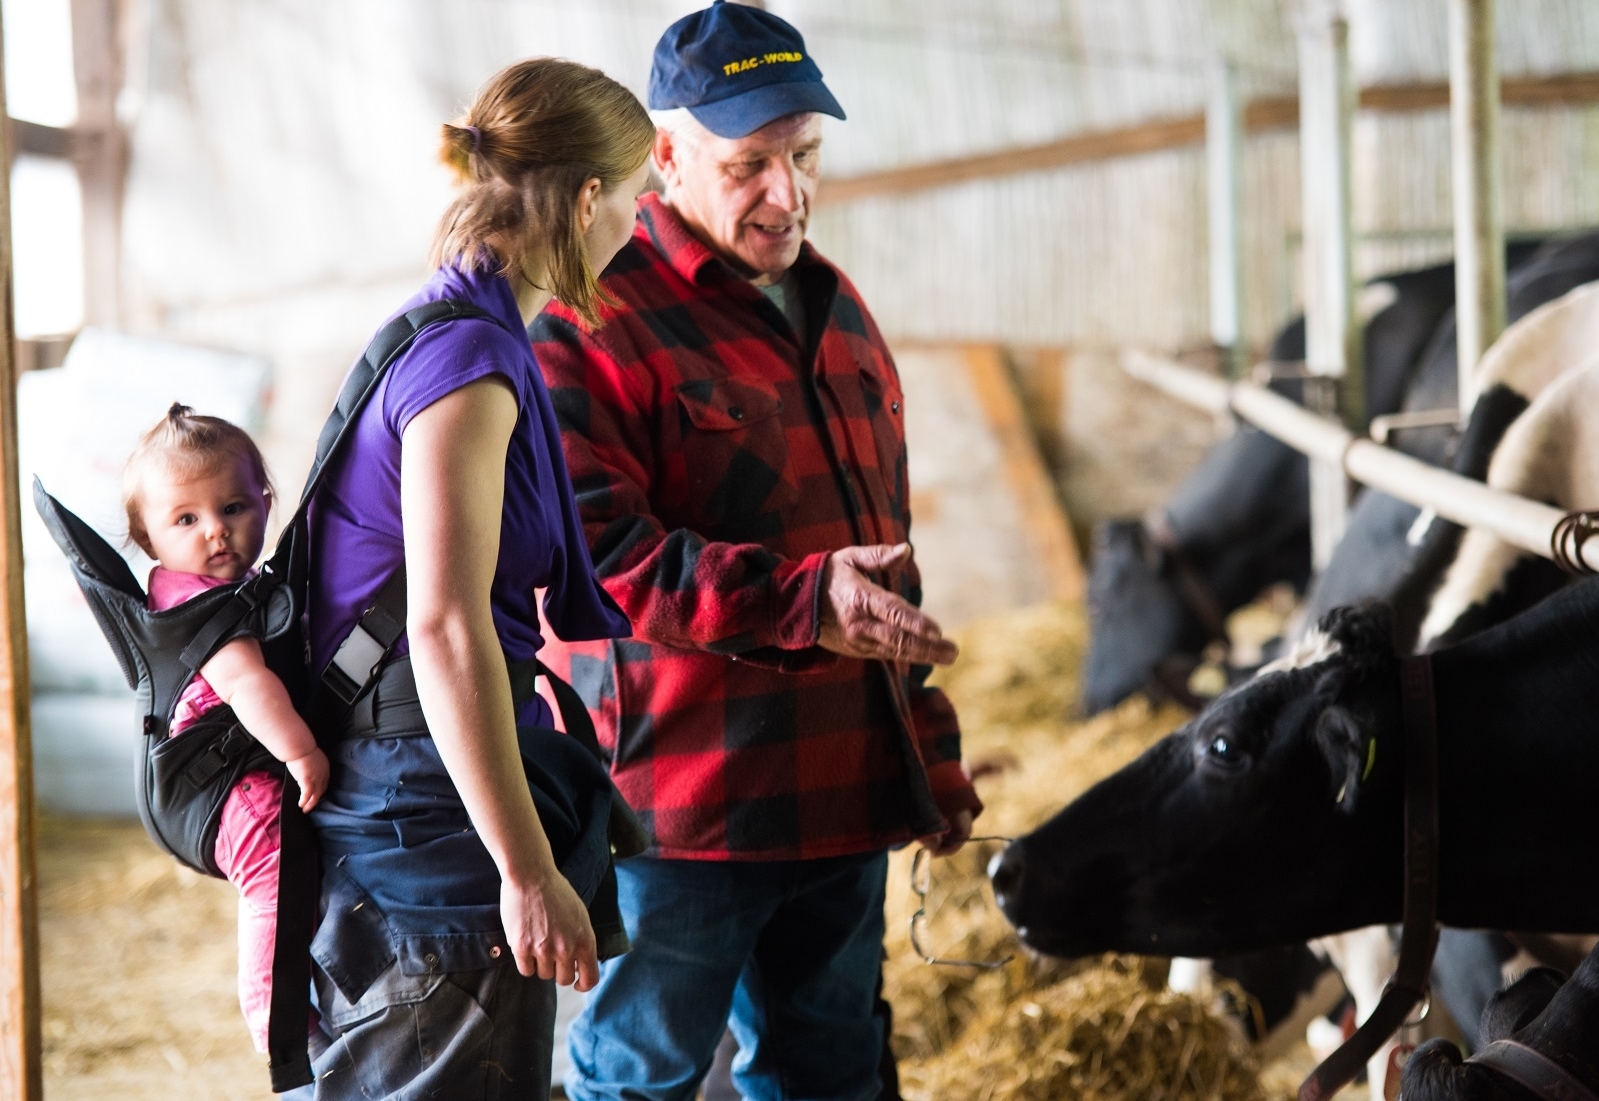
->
[1314, 705, 1368, 812]
[1481, 966, 1564, 1042]
[1396, 1039, 1465, 1100]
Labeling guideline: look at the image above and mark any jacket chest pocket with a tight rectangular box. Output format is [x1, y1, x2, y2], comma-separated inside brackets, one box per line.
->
[673, 376, 800, 528]
[832, 365, 907, 511]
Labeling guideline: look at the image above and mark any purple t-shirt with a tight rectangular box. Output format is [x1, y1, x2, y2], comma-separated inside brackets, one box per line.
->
[309, 264, 630, 724]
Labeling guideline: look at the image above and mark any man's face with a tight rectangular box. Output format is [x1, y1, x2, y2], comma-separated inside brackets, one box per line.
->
[654, 112, 822, 284]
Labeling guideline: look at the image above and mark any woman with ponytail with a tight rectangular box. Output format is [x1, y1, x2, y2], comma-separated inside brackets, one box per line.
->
[300, 59, 651, 1098]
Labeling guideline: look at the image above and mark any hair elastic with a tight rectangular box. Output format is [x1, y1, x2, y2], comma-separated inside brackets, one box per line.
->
[464, 124, 483, 154]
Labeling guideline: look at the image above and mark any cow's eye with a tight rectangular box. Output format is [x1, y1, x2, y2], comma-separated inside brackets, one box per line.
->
[1204, 734, 1245, 769]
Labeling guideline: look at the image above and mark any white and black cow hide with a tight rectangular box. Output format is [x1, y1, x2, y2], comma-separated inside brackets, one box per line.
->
[1420, 360, 1599, 650]
[1308, 239, 1599, 653]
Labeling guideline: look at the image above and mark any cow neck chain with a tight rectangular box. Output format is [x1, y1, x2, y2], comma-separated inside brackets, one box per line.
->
[1299, 653, 1441, 1101]
[1469, 1040, 1599, 1101]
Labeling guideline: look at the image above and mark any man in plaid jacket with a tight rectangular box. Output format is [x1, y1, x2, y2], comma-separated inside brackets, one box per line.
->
[532, 5, 982, 1098]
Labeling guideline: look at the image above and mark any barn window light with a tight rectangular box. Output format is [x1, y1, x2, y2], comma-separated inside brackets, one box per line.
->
[11, 155, 86, 339]
[2, 0, 78, 127]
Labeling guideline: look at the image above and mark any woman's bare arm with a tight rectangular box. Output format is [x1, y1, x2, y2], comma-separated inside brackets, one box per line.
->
[400, 376, 598, 990]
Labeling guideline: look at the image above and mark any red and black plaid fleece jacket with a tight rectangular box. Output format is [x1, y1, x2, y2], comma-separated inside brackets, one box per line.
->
[529, 194, 982, 861]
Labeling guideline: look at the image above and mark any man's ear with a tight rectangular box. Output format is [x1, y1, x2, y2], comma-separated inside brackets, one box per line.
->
[1314, 705, 1368, 812]
[652, 128, 680, 190]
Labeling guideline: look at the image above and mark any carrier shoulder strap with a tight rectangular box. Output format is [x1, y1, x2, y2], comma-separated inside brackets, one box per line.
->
[265, 296, 495, 1094]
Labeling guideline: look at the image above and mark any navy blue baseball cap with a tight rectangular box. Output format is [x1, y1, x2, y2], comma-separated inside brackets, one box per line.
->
[649, 1, 845, 139]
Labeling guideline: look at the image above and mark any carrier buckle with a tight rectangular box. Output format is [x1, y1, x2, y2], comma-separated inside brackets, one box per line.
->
[323, 622, 387, 706]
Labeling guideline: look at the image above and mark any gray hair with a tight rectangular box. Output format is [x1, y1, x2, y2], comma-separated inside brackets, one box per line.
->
[649, 107, 701, 140]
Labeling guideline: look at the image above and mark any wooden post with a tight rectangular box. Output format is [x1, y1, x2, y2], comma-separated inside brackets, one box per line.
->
[1206, 58, 1245, 379]
[958, 346, 1086, 603]
[1297, 2, 1361, 570]
[1449, 0, 1506, 411]
[0, 5, 44, 1097]
[70, 0, 128, 328]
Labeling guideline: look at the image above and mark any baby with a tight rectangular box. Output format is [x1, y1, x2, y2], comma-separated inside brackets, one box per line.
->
[123, 403, 328, 1053]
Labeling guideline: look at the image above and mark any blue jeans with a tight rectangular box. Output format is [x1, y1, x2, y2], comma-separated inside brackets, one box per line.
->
[565, 851, 889, 1101]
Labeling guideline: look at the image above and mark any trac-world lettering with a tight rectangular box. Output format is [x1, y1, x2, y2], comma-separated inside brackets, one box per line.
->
[721, 51, 804, 76]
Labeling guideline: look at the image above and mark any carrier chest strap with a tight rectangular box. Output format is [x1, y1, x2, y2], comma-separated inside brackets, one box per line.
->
[323, 567, 409, 707]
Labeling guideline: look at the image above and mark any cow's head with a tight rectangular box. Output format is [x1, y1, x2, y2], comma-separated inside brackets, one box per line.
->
[993, 602, 1406, 959]
[1083, 520, 1212, 715]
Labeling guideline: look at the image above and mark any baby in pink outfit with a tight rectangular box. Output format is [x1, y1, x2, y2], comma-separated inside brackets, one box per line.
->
[123, 403, 329, 1053]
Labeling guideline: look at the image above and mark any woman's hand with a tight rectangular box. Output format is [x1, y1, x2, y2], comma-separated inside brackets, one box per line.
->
[501, 868, 600, 990]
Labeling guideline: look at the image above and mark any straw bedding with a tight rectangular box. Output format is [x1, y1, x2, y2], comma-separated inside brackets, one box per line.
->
[885, 600, 1285, 1101]
[37, 816, 270, 1100]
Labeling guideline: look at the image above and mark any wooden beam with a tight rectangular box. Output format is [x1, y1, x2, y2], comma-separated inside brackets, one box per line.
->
[5, 120, 72, 160]
[957, 345, 1086, 602]
[820, 71, 1599, 203]
[0, 9, 43, 1101]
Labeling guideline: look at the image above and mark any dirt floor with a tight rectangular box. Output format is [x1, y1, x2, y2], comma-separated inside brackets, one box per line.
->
[38, 816, 272, 1100]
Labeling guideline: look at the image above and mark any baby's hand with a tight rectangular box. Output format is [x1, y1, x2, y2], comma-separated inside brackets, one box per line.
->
[286, 748, 330, 812]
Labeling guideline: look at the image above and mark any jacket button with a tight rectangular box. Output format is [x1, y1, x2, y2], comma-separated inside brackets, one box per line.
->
[728, 406, 744, 421]
[490, 946, 501, 958]
[424, 952, 438, 967]
[891, 400, 900, 413]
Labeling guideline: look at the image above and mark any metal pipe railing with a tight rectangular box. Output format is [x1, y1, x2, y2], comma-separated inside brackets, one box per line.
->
[1121, 349, 1599, 571]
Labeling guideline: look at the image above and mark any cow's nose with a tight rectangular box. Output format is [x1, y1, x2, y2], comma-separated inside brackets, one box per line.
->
[989, 846, 1024, 906]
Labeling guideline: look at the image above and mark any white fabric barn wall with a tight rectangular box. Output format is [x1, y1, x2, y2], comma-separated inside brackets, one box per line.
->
[98, 0, 1599, 613]
[117, 1, 1599, 480]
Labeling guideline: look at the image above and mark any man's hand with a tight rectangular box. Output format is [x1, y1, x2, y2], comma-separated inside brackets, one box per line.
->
[918, 809, 973, 858]
[818, 544, 958, 666]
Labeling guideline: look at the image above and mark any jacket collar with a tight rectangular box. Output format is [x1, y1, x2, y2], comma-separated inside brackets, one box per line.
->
[636, 191, 820, 288]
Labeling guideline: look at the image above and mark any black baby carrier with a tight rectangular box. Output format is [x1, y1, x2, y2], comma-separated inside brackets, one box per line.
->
[36, 299, 644, 1092]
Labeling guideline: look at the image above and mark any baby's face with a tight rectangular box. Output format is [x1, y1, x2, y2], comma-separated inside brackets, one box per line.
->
[139, 456, 269, 580]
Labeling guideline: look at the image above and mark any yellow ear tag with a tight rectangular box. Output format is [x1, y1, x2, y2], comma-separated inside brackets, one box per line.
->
[1362, 738, 1377, 782]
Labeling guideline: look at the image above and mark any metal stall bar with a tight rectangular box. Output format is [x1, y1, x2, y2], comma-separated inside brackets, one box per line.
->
[1121, 350, 1599, 572]
[1297, 3, 1363, 570]
[1206, 57, 1245, 379]
[1448, 0, 1506, 413]
[0, 5, 43, 1099]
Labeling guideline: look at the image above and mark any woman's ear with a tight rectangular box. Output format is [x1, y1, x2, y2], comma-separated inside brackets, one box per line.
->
[575, 177, 603, 234]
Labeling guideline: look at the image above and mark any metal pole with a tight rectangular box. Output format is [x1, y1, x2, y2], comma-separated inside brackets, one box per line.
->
[1121, 350, 1599, 573]
[1449, 0, 1506, 412]
[0, 4, 44, 1097]
[1206, 57, 1245, 378]
[1297, 2, 1360, 570]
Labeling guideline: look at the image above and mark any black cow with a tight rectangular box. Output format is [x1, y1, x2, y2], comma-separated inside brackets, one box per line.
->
[991, 580, 1599, 961]
[1402, 950, 1599, 1099]
[1082, 261, 1458, 715]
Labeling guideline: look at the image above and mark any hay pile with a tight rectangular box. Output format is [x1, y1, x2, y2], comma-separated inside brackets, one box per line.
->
[910, 958, 1267, 1101]
[885, 600, 1270, 1101]
[37, 817, 269, 1100]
